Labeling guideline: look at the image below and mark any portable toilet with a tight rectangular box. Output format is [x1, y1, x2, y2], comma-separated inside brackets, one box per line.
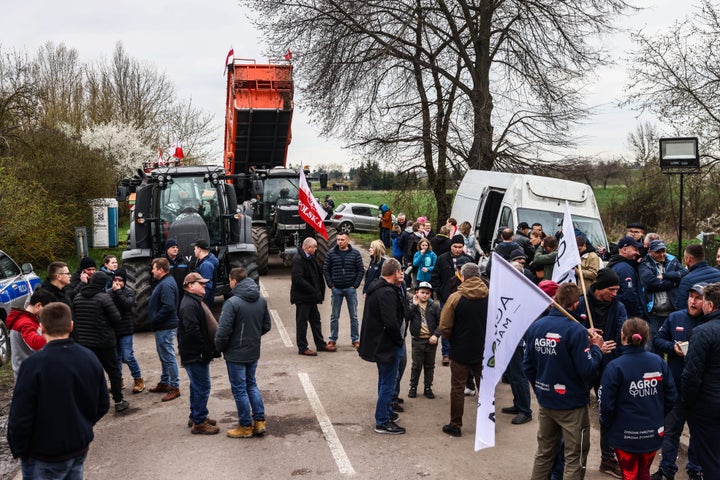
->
[91, 198, 119, 248]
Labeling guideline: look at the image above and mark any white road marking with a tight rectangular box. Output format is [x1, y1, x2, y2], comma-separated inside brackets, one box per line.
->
[298, 372, 356, 476]
[259, 280, 268, 298]
[270, 309, 293, 348]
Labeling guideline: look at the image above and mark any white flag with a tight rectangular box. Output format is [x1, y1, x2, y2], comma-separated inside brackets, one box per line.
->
[551, 201, 582, 284]
[476, 253, 553, 451]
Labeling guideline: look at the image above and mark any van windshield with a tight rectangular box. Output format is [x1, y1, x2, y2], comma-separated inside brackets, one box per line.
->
[517, 208, 607, 249]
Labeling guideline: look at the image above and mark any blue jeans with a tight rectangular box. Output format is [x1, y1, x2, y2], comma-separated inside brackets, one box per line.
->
[508, 343, 532, 415]
[226, 360, 265, 427]
[184, 362, 211, 425]
[375, 345, 404, 425]
[21, 451, 87, 480]
[116, 334, 142, 379]
[154, 328, 179, 388]
[329, 287, 359, 343]
[659, 401, 702, 476]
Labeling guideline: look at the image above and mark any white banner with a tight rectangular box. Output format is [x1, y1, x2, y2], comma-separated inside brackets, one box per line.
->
[476, 253, 553, 451]
[551, 201, 582, 284]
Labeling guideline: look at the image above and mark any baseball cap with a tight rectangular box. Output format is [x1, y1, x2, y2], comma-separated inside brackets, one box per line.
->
[648, 240, 667, 252]
[690, 283, 707, 295]
[183, 272, 209, 287]
[191, 239, 210, 250]
[617, 236, 643, 249]
[417, 281, 433, 292]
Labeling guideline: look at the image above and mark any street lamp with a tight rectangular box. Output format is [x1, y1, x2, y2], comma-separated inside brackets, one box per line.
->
[659, 137, 700, 256]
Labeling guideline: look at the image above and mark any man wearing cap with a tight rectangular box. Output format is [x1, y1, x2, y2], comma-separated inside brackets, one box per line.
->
[673, 243, 720, 310]
[193, 239, 219, 308]
[682, 282, 720, 480]
[576, 268, 626, 477]
[639, 239, 686, 350]
[652, 283, 705, 480]
[607, 236, 646, 319]
[178, 272, 220, 435]
[291, 237, 335, 356]
[431, 235, 473, 366]
[515, 222, 535, 260]
[406, 281, 441, 399]
[147, 258, 181, 401]
[164, 238, 188, 297]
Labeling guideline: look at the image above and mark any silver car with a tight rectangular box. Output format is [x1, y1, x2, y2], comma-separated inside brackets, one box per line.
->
[330, 203, 395, 234]
[0, 250, 42, 366]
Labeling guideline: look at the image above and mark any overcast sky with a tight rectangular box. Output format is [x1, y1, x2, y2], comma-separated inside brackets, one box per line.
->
[1, 1, 695, 169]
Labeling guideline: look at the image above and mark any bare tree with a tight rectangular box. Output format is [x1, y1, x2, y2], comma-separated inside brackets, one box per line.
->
[625, 0, 720, 164]
[242, 0, 633, 219]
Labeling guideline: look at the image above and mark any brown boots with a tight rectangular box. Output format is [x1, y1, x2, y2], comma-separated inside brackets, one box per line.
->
[191, 419, 220, 435]
[148, 382, 171, 393]
[161, 387, 180, 402]
[132, 378, 145, 394]
[227, 420, 266, 438]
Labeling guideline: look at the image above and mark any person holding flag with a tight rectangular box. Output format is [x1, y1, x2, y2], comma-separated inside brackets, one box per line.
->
[523, 283, 606, 480]
[552, 201, 583, 285]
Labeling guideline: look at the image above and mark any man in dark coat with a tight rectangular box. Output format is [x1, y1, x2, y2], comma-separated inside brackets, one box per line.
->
[41, 261, 73, 307]
[607, 235, 646, 319]
[72, 271, 128, 413]
[178, 272, 219, 435]
[358, 258, 407, 435]
[673, 243, 720, 310]
[292, 237, 335, 356]
[7, 302, 109, 477]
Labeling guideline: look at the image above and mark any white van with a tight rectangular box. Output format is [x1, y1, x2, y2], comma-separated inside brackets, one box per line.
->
[450, 171, 608, 254]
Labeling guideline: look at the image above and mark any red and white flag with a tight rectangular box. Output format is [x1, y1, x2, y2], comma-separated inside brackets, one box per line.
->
[284, 49, 293, 61]
[170, 141, 184, 159]
[298, 170, 328, 240]
[157, 147, 165, 166]
[225, 48, 234, 66]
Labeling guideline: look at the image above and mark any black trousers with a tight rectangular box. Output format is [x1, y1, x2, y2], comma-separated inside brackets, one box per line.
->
[296, 303, 326, 353]
[90, 345, 123, 403]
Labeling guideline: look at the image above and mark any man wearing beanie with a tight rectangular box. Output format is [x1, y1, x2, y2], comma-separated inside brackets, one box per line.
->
[163, 238, 188, 297]
[69, 256, 97, 296]
[576, 267, 627, 478]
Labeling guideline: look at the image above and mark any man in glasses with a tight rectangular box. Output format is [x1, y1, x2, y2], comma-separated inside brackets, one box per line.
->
[40, 262, 74, 307]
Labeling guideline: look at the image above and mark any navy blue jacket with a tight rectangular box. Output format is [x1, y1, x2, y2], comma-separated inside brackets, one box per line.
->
[195, 253, 219, 307]
[653, 309, 701, 385]
[576, 289, 627, 371]
[638, 254, 685, 315]
[215, 278, 271, 363]
[7, 338, 109, 460]
[607, 255, 646, 319]
[524, 308, 603, 410]
[148, 273, 179, 331]
[673, 261, 720, 310]
[682, 309, 720, 410]
[599, 346, 676, 453]
[323, 244, 364, 289]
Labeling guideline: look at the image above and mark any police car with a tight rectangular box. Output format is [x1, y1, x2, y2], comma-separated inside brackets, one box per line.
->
[0, 250, 41, 366]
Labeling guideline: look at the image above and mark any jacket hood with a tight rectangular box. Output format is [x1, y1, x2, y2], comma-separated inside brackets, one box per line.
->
[232, 277, 260, 302]
[80, 272, 108, 297]
[606, 254, 637, 270]
[6, 308, 35, 329]
[457, 276, 489, 300]
[365, 277, 398, 297]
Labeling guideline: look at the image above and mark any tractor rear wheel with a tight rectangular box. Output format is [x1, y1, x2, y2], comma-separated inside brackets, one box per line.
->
[315, 227, 338, 268]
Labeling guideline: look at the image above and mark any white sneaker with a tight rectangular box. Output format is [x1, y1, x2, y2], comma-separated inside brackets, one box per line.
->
[464, 387, 476, 396]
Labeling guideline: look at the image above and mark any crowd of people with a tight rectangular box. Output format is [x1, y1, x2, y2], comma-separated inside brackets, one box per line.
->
[6, 212, 720, 479]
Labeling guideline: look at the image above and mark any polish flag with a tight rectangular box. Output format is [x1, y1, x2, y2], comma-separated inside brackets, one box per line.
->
[225, 48, 234, 66]
[298, 170, 328, 240]
[553, 384, 567, 395]
[157, 147, 165, 166]
[284, 49, 293, 61]
[170, 141, 185, 159]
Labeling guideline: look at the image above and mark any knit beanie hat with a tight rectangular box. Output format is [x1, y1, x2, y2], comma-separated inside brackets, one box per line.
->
[450, 234, 465, 246]
[538, 280, 559, 297]
[80, 256, 96, 270]
[595, 268, 620, 290]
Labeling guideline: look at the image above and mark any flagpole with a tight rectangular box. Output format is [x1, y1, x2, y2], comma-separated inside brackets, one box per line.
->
[576, 264, 595, 329]
[552, 301, 580, 323]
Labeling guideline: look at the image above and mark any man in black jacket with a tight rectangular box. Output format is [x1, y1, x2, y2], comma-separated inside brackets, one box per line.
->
[292, 238, 336, 356]
[40, 261, 73, 307]
[323, 232, 364, 348]
[110, 267, 144, 394]
[178, 272, 219, 435]
[73, 271, 128, 413]
[358, 258, 407, 435]
[8, 302, 109, 477]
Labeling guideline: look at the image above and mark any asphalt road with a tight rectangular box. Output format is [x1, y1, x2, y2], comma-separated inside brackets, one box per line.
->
[10, 249, 687, 479]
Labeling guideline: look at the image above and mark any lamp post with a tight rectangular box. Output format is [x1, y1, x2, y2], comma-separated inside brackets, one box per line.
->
[659, 137, 700, 257]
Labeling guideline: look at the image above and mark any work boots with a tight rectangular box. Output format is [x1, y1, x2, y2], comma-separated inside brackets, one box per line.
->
[227, 425, 254, 438]
[191, 420, 220, 435]
[252, 420, 267, 436]
[132, 378, 145, 394]
[161, 387, 180, 402]
[149, 382, 171, 393]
